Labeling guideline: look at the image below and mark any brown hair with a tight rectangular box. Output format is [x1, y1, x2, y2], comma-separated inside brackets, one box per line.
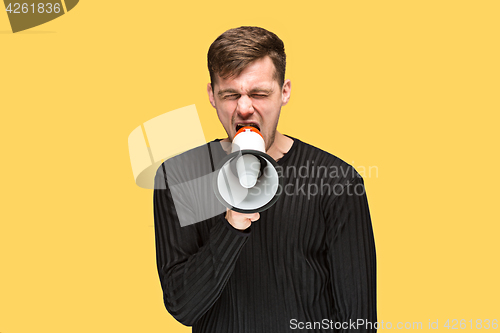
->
[208, 26, 286, 88]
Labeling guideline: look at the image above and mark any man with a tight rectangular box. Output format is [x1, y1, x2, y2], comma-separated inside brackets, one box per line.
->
[154, 26, 377, 332]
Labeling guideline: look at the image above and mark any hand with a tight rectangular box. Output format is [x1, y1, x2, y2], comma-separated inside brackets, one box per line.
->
[225, 208, 260, 230]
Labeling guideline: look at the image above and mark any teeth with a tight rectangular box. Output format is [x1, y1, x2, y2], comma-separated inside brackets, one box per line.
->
[236, 123, 260, 131]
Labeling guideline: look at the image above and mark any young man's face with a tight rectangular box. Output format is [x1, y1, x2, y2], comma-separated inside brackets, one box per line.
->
[207, 56, 291, 151]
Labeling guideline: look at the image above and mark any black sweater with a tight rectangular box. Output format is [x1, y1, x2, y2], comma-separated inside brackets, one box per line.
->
[153, 137, 377, 332]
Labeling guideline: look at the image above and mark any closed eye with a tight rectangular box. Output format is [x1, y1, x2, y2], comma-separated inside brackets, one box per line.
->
[223, 94, 240, 100]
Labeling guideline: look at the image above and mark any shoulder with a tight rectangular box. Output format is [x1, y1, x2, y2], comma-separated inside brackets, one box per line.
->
[154, 140, 220, 188]
[286, 137, 362, 184]
[288, 139, 368, 211]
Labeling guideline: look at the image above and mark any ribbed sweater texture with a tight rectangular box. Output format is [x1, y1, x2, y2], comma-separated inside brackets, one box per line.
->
[154, 137, 377, 332]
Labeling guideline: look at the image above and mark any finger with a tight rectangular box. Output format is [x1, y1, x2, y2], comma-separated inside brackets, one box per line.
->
[249, 213, 260, 222]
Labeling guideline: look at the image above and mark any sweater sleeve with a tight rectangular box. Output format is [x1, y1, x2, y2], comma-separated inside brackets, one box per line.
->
[153, 164, 251, 326]
[325, 174, 377, 332]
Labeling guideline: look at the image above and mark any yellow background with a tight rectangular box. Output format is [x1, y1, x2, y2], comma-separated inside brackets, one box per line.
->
[1, 1, 499, 332]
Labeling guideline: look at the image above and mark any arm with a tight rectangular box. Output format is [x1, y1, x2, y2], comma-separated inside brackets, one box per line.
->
[325, 174, 377, 332]
[153, 164, 251, 326]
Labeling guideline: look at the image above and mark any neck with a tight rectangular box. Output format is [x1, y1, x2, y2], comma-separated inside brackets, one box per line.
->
[266, 131, 294, 161]
[220, 131, 293, 162]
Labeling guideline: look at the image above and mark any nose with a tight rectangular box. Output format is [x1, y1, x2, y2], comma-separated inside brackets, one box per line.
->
[236, 95, 254, 118]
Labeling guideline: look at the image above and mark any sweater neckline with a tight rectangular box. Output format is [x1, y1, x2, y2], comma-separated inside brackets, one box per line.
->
[278, 135, 298, 166]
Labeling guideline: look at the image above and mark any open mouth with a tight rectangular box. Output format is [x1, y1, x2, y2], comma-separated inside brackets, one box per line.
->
[236, 123, 260, 132]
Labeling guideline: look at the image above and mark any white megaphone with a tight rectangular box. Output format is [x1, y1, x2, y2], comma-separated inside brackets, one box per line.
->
[213, 126, 283, 214]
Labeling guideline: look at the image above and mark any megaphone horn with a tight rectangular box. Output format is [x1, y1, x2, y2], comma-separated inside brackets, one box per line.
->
[213, 127, 283, 214]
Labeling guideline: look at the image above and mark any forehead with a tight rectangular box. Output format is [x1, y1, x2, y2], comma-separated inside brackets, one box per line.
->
[214, 56, 277, 92]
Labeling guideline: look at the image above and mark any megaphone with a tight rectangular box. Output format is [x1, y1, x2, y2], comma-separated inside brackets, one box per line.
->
[213, 126, 283, 214]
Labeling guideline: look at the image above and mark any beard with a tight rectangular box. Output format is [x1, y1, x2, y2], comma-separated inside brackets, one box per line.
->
[265, 127, 277, 152]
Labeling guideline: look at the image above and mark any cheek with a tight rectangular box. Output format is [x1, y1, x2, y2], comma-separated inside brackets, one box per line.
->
[216, 104, 234, 124]
[256, 101, 280, 121]
[253, 100, 273, 117]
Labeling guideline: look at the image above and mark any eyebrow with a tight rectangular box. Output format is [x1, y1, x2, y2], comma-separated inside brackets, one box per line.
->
[217, 87, 274, 97]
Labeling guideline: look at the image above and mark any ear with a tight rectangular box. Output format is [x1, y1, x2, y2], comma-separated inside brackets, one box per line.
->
[207, 83, 216, 108]
[281, 79, 291, 106]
